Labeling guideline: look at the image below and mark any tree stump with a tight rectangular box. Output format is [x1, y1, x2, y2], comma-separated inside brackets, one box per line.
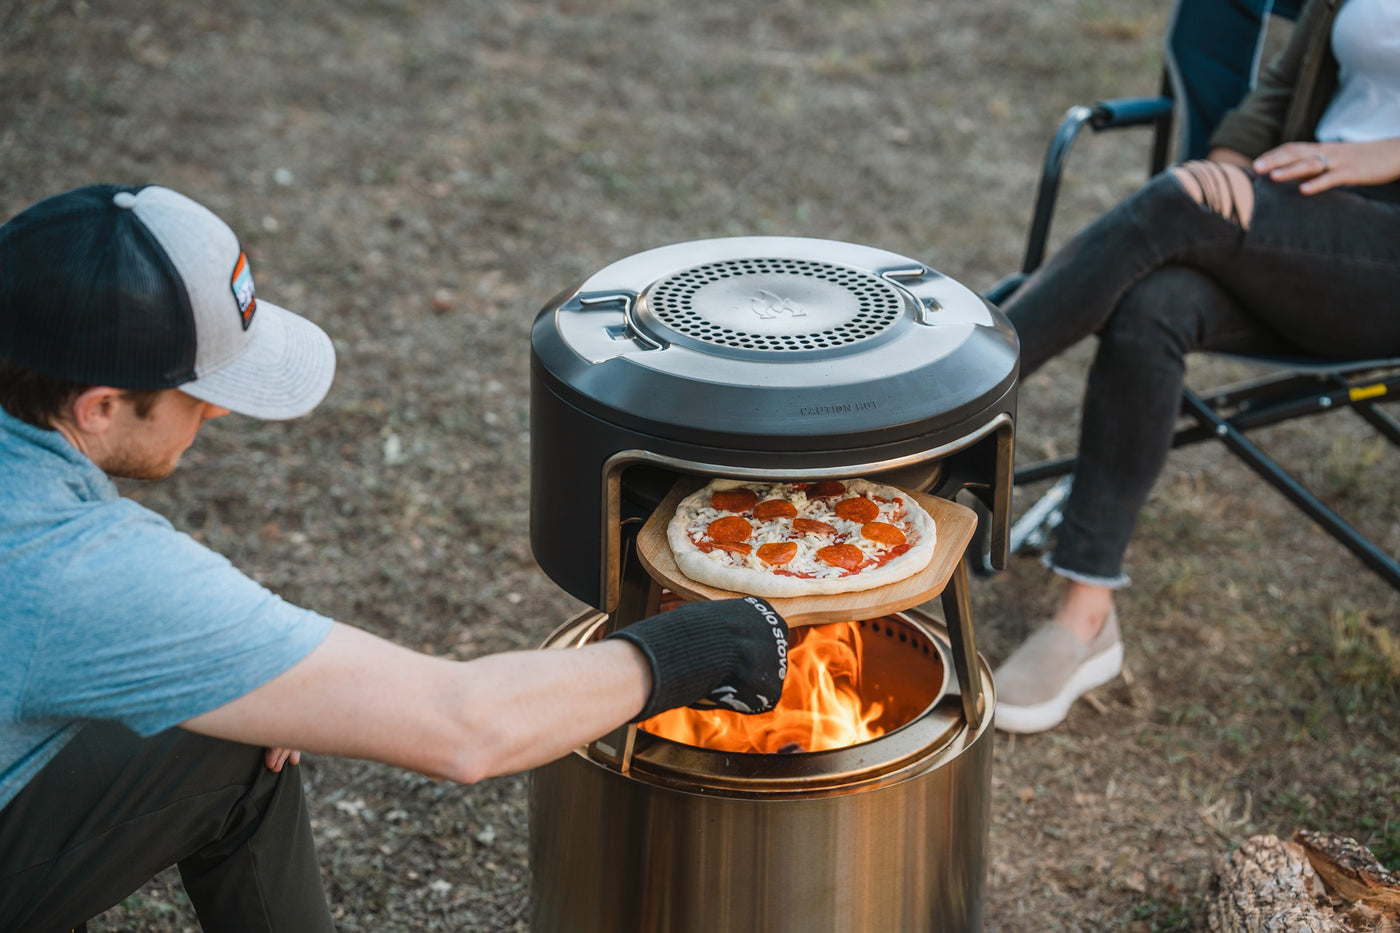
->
[1204, 832, 1400, 933]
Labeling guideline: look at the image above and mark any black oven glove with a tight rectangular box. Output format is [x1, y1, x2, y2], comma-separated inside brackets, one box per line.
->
[606, 596, 790, 721]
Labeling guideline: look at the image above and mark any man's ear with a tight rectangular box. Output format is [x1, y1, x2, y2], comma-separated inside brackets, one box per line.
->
[67, 386, 128, 435]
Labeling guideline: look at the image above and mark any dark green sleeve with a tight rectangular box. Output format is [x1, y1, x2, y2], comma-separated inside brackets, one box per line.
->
[1208, 0, 1331, 158]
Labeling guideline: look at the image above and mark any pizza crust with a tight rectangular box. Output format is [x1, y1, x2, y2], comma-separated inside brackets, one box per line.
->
[666, 478, 937, 597]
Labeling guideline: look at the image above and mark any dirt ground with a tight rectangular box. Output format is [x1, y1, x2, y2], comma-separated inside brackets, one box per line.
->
[3, 0, 1398, 930]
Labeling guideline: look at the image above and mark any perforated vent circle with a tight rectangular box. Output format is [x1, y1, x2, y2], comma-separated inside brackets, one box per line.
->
[646, 257, 906, 352]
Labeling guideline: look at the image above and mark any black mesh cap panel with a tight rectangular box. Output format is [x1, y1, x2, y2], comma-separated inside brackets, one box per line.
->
[0, 184, 198, 388]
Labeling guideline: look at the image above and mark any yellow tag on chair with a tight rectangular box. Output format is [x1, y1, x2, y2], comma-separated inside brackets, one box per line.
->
[1349, 384, 1388, 402]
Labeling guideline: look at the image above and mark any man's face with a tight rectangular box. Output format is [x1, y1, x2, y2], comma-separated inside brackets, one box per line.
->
[100, 389, 230, 480]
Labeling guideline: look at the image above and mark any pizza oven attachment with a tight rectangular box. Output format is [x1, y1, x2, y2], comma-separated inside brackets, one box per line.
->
[529, 236, 1020, 612]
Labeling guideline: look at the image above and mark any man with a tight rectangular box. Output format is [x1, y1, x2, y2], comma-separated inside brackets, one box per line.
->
[0, 184, 790, 931]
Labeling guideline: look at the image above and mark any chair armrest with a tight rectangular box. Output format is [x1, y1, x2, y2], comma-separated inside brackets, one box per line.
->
[983, 272, 1028, 306]
[1088, 95, 1174, 130]
[1019, 94, 1174, 275]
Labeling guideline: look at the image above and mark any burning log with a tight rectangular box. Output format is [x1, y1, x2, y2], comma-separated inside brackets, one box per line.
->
[1204, 832, 1400, 933]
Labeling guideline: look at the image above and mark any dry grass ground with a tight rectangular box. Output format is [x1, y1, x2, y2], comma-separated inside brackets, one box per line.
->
[3, 0, 1397, 930]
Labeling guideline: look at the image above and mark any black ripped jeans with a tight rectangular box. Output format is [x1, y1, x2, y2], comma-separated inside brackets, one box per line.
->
[1001, 167, 1400, 586]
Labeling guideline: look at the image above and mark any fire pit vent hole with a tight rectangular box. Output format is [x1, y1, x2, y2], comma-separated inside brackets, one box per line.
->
[858, 617, 933, 657]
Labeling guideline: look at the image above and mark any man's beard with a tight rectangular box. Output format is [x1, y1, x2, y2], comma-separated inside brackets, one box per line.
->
[102, 448, 181, 481]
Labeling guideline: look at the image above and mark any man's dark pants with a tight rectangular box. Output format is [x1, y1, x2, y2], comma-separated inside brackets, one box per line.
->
[0, 722, 335, 932]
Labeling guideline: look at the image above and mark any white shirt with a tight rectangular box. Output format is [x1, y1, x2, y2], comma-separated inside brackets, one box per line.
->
[1315, 0, 1400, 142]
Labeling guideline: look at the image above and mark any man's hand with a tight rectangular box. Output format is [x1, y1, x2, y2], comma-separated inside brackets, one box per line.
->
[1253, 138, 1400, 195]
[606, 596, 790, 720]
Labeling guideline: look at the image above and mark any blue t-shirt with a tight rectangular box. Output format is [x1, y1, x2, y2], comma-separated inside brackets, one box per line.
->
[0, 408, 333, 809]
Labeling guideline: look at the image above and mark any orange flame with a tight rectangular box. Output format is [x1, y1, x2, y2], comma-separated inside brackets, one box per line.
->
[640, 621, 886, 754]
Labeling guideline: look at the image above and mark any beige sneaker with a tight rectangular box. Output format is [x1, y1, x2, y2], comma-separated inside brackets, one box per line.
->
[992, 611, 1123, 734]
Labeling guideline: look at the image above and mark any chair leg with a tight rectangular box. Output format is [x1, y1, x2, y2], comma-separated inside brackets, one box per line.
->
[970, 473, 1073, 577]
[1008, 475, 1073, 557]
[1355, 399, 1400, 446]
[1180, 388, 1400, 591]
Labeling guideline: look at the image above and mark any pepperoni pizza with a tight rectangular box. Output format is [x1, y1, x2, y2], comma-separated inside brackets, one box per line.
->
[665, 478, 937, 597]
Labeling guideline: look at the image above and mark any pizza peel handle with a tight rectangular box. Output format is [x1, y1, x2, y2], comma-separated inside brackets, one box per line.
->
[636, 483, 980, 627]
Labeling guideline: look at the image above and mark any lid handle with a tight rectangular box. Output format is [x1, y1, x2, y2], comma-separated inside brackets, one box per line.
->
[579, 292, 665, 351]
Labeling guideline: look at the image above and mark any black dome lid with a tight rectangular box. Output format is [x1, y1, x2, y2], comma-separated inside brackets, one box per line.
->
[531, 237, 1019, 450]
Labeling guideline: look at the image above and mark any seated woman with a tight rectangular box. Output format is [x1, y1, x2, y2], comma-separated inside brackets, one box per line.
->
[993, 0, 1400, 733]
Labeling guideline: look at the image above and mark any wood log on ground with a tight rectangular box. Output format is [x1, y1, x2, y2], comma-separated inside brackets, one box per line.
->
[1204, 832, 1400, 933]
[1204, 834, 1344, 933]
[1295, 830, 1400, 919]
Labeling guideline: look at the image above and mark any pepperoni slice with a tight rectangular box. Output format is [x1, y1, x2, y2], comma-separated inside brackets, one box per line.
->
[752, 498, 799, 521]
[712, 541, 753, 556]
[711, 488, 759, 512]
[861, 521, 906, 546]
[816, 543, 864, 571]
[757, 541, 798, 565]
[793, 518, 838, 536]
[834, 497, 880, 523]
[706, 515, 753, 544]
[807, 480, 847, 498]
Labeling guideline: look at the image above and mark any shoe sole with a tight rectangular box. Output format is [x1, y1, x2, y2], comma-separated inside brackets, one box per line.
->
[993, 642, 1124, 734]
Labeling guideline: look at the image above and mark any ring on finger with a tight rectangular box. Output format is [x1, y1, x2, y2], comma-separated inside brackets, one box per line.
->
[1317, 151, 1330, 171]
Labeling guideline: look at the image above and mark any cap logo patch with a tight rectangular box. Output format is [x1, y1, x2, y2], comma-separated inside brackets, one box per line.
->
[230, 252, 257, 330]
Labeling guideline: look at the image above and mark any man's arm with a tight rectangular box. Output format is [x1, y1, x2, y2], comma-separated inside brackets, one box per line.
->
[183, 596, 789, 784]
[183, 622, 651, 784]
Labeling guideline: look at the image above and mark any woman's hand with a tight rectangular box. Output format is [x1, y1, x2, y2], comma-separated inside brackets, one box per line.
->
[1252, 138, 1400, 194]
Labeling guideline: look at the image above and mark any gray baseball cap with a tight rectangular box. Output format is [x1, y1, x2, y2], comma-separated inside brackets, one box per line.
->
[0, 184, 335, 419]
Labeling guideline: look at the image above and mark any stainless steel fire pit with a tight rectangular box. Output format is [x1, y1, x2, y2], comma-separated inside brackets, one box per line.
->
[526, 237, 1016, 933]
[530, 609, 994, 933]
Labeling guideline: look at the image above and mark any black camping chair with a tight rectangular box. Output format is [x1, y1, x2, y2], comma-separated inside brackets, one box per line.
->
[978, 0, 1400, 591]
